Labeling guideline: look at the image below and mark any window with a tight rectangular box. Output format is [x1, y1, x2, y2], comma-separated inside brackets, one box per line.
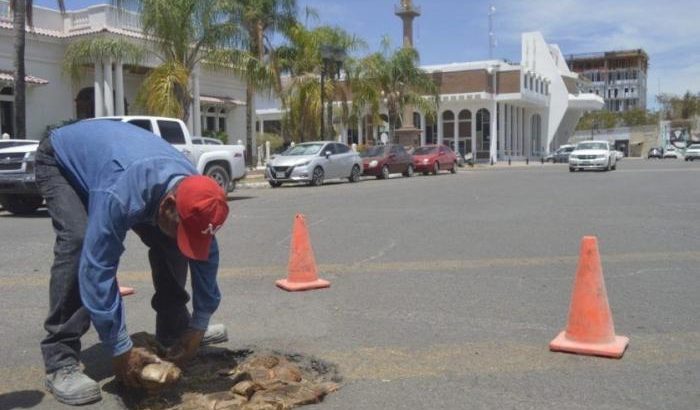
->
[322, 143, 337, 155]
[476, 108, 491, 155]
[201, 106, 227, 134]
[128, 119, 152, 132]
[442, 111, 455, 139]
[458, 110, 472, 154]
[335, 143, 350, 154]
[157, 120, 186, 144]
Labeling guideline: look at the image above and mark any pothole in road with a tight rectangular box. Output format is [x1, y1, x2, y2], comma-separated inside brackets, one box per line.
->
[129, 333, 342, 410]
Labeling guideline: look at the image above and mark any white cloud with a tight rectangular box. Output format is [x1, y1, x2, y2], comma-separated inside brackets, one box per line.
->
[493, 0, 700, 103]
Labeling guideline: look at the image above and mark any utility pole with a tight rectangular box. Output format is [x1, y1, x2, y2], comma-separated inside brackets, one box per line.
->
[488, 4, 496, 60]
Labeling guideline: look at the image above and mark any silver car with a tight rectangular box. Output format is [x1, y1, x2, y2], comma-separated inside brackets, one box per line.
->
[265, 141, 362, 187]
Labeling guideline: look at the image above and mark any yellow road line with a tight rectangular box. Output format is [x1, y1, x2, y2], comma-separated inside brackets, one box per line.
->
[1, 250, 699, 288]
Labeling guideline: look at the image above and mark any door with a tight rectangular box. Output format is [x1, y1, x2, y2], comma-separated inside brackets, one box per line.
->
[321, 143, 340, 178]
[437, 146, 449, 169]
[334, 143, 354, 176]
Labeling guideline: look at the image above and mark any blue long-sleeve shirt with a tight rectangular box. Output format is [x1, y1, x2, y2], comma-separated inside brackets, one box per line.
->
[50, 120, 222, 357]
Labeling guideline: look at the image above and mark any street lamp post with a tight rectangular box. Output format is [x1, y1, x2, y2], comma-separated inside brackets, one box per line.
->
[320, 45, 346, 139]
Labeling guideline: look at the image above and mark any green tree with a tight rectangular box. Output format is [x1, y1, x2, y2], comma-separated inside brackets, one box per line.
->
[223, 0, 298, 163]
[62, 37, 145, 80]
[657, 91, 700, 120]
[9, 0, 64, 139]
[349, 41, 438, 141]
[113, 0, 237, 120]
[276, 24, 365, 142]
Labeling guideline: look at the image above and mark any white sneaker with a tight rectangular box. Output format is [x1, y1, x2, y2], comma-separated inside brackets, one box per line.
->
[45, 364, 101, 405]
[201, 323, 228, 346]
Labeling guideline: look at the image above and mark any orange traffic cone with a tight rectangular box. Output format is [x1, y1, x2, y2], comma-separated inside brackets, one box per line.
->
[276, 214, 330, 292]
[549, 236, 629, 358]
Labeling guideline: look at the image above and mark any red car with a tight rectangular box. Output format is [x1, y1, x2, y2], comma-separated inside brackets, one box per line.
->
[361, 144, 414, 179]
[412, 144, 459, 175]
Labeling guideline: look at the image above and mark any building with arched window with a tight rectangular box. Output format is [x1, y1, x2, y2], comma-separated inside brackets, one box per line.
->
[0, 2, 246, 143]
[256, 32, 604, 163]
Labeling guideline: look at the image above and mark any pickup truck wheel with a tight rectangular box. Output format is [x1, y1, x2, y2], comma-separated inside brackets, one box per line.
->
[0, 194, 43, 215]
[205, 164, 231, 191]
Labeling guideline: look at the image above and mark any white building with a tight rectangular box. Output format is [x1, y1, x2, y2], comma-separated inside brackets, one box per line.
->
[257, 32, 604, 161]
[0, 1, 247, 142]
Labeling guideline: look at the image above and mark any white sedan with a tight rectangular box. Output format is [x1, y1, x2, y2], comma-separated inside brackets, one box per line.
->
[568, 140, 617, 172]
[685, 144, 700, 161]
[663, 147, 682, 159]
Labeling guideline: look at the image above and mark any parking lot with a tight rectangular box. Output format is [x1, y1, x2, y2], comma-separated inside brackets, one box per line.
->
[1, 159, 699, 409]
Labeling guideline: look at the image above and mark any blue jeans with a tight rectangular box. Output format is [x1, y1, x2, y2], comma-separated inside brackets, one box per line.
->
[36, 138, 191, 373]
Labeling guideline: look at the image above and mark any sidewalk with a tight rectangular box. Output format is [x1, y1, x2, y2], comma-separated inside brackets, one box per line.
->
[234, 161, 555, 189]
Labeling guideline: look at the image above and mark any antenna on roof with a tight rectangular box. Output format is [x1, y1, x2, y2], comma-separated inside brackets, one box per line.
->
[488, 4, 497, 59]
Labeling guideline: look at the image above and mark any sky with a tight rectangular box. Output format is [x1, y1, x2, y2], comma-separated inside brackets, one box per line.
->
[35, 0, 700, 109]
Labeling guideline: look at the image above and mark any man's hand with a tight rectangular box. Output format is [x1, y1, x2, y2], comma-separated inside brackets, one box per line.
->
[112, 347, 161, 388]
[166, 328, 205, 368]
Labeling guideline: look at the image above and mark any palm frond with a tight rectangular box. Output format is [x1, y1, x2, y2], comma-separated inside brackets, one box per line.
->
[62, 36, 145, 80]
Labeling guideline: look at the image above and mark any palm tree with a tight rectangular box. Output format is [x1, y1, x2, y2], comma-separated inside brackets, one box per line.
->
[113, 0, 237, 121]
[62, 37, 145, 79]
[350, 42, 438, 142]
[276, 24, 365, 142]
[9, 0, 64, 139]
[223, 0, 298, 164]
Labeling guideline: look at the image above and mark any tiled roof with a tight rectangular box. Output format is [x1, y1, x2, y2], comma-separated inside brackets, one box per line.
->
[0, 69, 49, 85]
[0, 21, 145, 40]
[200, 95, 246, 106]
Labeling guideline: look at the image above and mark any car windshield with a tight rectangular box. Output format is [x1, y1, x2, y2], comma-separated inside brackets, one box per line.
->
[360, 146, 386, 157]
[413, 147, 437, 155]
[577, 142, 607, 150]
[283, 143, 324, 156]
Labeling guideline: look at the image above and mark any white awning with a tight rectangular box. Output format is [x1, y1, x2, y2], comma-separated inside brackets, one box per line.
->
[199, 95, 246, 106]
[0, 70, 49, 86]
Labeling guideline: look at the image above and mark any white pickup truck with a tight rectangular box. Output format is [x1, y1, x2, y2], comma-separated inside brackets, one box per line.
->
[102, 116, 246, 191]
[0, 116, 246, 215]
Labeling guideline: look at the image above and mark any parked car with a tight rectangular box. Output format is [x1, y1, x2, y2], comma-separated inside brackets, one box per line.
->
[663, 146, 682, 159]
[412, 144, 459, 175]
[101, 116, 247, 191]
[684, 144, 700, 161]
[0, 117, 248, 215]
[647, 147, 663, 159]
[192, 136, 224, 145]
[265, 141, 362, 187]
[0, 140, 42, 214]
[546, 145, 575, 163]
[568, 140, 617, 172]
[360, 144, 413, 178]
[0, 139, 40, 150]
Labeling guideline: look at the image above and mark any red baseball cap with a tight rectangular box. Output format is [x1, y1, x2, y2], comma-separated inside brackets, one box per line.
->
[175, 176, 229, 261]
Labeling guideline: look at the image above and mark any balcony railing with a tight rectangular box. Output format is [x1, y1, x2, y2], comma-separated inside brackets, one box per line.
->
[394, 4, 421, 15]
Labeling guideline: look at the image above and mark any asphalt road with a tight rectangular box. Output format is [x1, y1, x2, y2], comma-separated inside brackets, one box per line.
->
[0, 159, 699, 409]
